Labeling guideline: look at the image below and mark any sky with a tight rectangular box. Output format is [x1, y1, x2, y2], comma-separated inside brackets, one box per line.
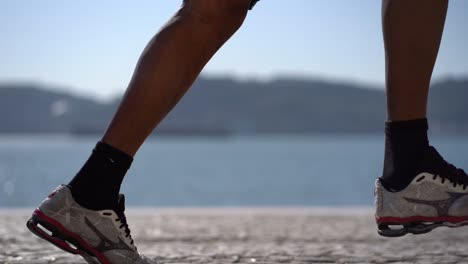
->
[1, 0, 467, 99]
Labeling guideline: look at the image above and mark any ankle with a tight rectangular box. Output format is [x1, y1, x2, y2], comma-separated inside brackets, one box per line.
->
[67, 141, 133, 210]
[381, 119, 430, 191]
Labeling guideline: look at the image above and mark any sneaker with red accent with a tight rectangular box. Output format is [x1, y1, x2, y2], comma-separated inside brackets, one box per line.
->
[375, 146, 468, 237]
[26, 185, 155, 264]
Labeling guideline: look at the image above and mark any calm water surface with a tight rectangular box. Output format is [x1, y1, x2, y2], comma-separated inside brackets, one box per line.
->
[0, 135, 467, 207]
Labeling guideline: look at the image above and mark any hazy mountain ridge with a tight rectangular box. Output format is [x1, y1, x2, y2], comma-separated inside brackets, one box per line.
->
[0, 77, 466, 135]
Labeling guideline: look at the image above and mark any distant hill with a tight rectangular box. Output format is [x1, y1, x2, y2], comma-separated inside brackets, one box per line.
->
[0, 77, 466, 135]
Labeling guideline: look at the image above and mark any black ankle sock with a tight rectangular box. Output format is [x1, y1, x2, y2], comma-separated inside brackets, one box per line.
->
[381, 119, 430, 191]
[68, 141, 133, 210]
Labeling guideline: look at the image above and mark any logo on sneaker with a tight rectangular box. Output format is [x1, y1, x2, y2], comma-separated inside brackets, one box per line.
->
[404, 192, 468, 216]
[84, 217, 133, 252]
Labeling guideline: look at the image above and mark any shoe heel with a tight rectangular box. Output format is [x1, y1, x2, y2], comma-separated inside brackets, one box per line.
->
[27, 209, 112, 264]
[27, 213, 80, 254]
[377, 223, 409, 237]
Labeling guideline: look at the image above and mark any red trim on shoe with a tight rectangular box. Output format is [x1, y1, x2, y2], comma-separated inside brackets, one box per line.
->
[28, 219, 80, 254]
[47, 190, 58, 198]
[33, 209, 111, 264]
[376, 215, 468, 224]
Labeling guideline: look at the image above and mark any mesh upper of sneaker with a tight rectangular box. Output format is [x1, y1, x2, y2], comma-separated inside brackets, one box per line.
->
[38, 186, 138, 253]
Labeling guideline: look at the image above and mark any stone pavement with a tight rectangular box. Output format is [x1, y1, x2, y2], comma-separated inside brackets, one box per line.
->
[1, 208, 467, 264]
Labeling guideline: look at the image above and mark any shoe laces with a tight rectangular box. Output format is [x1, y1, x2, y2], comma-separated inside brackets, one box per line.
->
[429, 146, 468, 190]
[115, 194, 136, 248]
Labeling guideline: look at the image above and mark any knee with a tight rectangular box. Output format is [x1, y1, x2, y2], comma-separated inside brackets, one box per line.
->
[182, 0, 249, 38]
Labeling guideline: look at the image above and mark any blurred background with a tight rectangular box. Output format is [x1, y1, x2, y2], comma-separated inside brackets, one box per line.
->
[0, 1, 467, 208]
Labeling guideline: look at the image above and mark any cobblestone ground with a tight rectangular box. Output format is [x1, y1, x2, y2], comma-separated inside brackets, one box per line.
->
[1, 209, 467, 264]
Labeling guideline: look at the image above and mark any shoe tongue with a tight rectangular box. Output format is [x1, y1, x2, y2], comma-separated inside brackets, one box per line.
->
[116, 194, 126, 213]
[423, 146, 444, 164]
[419, 146, 444, 171]
[423, 146, 467, 180]
[427, 146, 443, 160]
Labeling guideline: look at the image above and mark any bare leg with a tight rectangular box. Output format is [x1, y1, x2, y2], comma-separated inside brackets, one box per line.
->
[382, 0, 448, 121]
[378, 1, 468, 239]
[102, 0, 251, 156]
[381, 0, 449, 191]
[31, 2, 254, 256]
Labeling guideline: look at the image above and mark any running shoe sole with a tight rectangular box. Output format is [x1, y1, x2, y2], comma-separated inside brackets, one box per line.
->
[377, 216, 468, 237]
[27, 208, 111, 264]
